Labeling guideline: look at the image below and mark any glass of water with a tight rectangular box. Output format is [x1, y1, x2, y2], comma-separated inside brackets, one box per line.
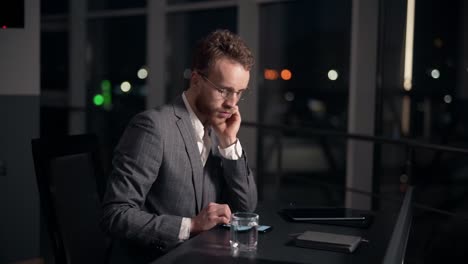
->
[230, 212, 259, 251]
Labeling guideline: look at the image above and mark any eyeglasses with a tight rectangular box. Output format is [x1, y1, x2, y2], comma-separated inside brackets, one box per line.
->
[198, 72, 248, 101]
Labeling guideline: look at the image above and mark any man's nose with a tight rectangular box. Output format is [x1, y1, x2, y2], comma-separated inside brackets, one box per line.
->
[224, 93, 239, 107]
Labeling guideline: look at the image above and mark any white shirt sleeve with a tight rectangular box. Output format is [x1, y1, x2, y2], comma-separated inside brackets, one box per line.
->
[218, 139, 243, 160]
[178, 217, 192, 240]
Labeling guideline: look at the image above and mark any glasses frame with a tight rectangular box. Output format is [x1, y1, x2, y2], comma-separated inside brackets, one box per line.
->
[198, 72, 248, 101]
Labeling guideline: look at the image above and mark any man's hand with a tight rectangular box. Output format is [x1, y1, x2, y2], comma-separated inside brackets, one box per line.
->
[212, 106, 241, 148]
[190, 202, 231, 235]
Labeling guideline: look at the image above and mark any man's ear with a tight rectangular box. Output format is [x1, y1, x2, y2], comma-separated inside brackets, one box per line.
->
[188, 72, 200, 92]
[190, 71, 199, 85]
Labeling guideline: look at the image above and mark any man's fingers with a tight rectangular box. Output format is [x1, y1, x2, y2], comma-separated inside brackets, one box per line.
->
[230, 105, 239, 115]
[218, 216, 230, 224]
[206, 204, 231, 221]
[214, 204, 231, 219]
[223, 204, 232, 220]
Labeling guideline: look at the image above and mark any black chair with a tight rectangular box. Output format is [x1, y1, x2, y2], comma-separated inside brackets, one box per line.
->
[31, 134, 110, 264]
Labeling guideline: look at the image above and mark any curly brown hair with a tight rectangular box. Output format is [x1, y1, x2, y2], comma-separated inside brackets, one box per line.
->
[191, 29, 254, 75]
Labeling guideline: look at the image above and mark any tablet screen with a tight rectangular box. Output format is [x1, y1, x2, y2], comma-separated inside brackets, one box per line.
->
[281, 207, 368, 221]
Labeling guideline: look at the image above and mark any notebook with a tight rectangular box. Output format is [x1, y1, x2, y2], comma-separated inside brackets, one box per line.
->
[294, 231, 363, 253]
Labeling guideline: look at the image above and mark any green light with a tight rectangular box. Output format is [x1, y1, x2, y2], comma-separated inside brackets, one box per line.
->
[101, 79, 112, 110]
[101, 80, 111, 91]
[93, 94, 104, 106]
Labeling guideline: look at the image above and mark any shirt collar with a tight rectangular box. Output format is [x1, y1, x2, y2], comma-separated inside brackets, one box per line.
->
[182, 92, 206, 141]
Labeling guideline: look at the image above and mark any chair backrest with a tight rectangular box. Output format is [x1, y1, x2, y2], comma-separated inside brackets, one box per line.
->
[31, 134, 109, 264]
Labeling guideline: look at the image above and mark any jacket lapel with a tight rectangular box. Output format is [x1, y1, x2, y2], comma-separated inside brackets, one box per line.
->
[173, 96, 204, 213]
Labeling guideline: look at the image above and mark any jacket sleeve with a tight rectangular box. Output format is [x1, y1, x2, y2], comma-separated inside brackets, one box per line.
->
[221, 151, 258, 213]
[100, 112, 181, 251]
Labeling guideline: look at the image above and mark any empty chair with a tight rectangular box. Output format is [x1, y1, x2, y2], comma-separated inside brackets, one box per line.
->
[31, 134, 109, 264]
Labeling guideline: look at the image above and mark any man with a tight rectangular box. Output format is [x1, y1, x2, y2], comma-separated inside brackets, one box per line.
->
[100, 29, 258, 263]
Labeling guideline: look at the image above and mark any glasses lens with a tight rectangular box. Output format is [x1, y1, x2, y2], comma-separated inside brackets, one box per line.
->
[224, 90, 243, 101]
[201, 72, 250, 101]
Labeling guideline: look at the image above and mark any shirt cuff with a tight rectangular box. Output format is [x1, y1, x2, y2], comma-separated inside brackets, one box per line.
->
[178, 217, 191, 241]
[218, 139, 243, 160]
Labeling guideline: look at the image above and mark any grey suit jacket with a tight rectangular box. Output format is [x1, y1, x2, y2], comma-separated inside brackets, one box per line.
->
[100, 96, 257, 263]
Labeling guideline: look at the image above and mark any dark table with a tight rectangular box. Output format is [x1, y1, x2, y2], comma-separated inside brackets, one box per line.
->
[153, 199, 403, 264]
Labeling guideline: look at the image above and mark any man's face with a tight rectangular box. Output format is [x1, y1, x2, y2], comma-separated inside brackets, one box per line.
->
[194, 58, 250, 126]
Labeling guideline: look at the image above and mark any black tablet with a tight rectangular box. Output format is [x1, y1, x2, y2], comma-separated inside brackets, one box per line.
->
[279, 207, 373, 228]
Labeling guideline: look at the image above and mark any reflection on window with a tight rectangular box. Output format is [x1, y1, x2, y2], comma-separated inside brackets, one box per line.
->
[259, 0, 351, 130]
[258, 0, 351, 204]
[87, 16, 146, 170]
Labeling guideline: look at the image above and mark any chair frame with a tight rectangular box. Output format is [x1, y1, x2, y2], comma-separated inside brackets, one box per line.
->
[31, 134, 107, 264]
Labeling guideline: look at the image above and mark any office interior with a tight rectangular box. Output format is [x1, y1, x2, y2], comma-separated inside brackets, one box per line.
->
[1, 0, 467, 263]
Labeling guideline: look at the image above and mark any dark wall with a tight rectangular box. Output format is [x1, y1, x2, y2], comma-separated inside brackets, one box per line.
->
[0, 0, 40, 262]
[0, 96, 40, 262]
